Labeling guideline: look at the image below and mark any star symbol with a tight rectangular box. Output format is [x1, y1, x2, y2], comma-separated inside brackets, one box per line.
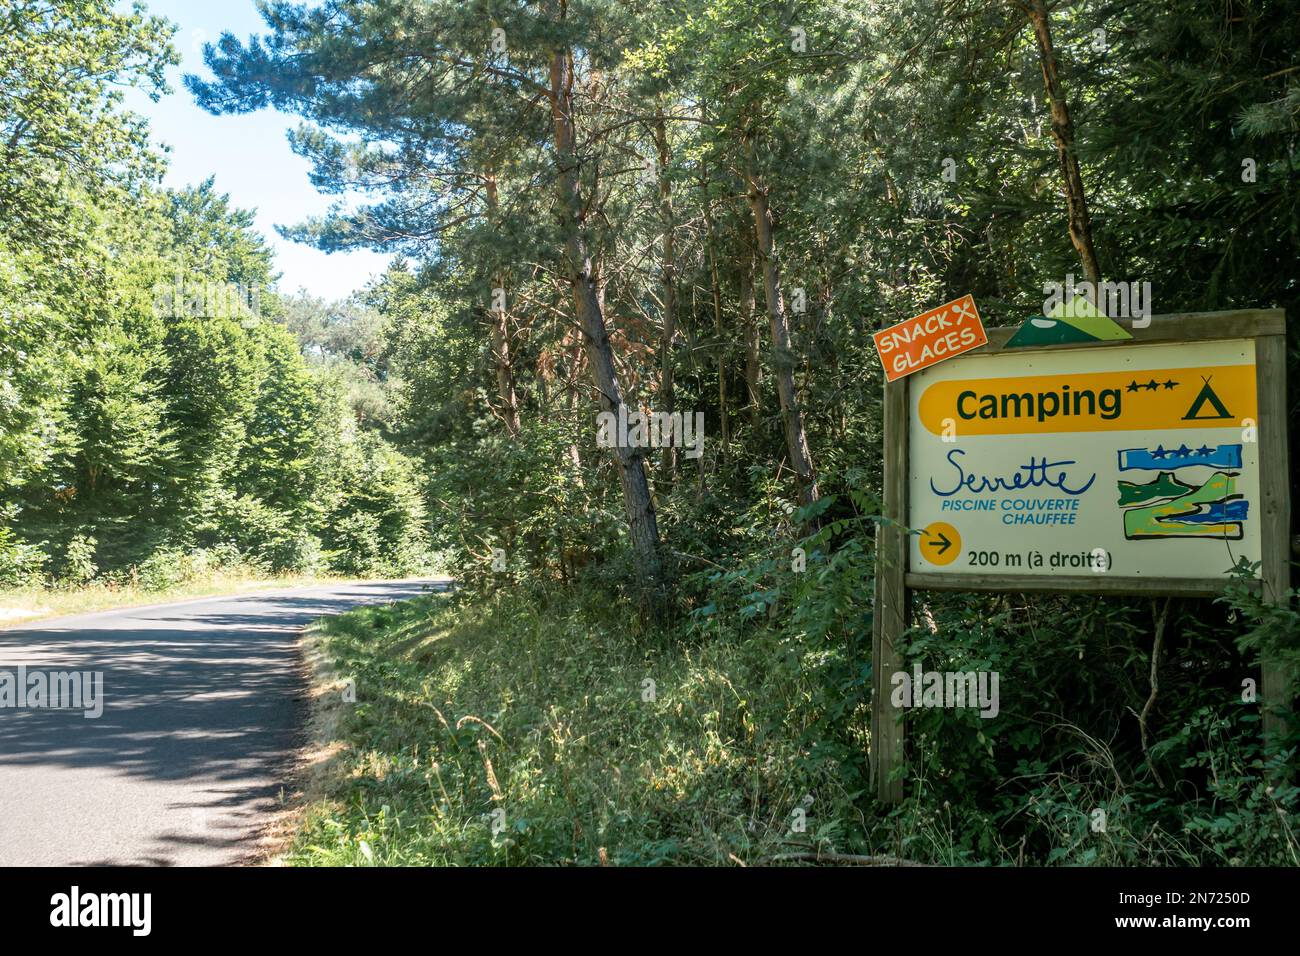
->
[1144, 379, 1160, 391]
[1151, 445, 1167, 459]
[1195, 445, 1213, 457]
[1176, 444, 1191, 457]
[1126, 380, 1141, 392]
[1163, 380, 1178, 390]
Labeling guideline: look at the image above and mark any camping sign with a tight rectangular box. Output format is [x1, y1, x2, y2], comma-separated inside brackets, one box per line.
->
[870, 309, 1290, 804]
[908, 338, 1261, 580]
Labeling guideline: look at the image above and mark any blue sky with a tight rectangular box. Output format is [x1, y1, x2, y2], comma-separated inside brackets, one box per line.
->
[120, 0, 392, 300]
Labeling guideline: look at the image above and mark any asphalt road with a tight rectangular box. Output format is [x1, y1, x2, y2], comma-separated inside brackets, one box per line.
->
[0, 578, 446, 866]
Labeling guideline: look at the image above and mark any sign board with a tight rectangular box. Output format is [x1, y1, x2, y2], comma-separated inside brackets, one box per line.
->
[872, 294, 987, 382]
[908, 339, 1260, 580]
[870, 310, 1290, 805]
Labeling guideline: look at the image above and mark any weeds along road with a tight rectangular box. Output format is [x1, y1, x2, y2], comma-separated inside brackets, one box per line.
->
[0, 579, 447, 866]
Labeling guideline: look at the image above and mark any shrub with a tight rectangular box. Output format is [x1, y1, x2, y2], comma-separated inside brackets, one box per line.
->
[200, 489, 324, 573]
[135, 546, 189, 591]
[322, 435, 431, 577]
[272, 531, 326, 576]
[61, 533, 98, 586]
[327, 511, 384, 576]
[0, 525, 47, 588]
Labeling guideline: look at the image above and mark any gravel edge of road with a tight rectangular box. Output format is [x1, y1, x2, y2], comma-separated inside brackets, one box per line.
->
[254, 579, 453, 866]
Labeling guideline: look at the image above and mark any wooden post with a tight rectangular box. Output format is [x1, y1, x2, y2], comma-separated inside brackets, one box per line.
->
[1255, 330, 1292, 750]
[871, 375, 909, 804]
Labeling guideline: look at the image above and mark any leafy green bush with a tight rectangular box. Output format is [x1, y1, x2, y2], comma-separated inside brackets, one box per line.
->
[321, 434, 431, 577]
[327, 511, 385, 576]
[127, 543, 270, 592]
[0, 525, 47, 588]
[198, 490, 327, 573]
[134, 546, 190, 591]
[274, 531, 326, 576]
[60, 533, 98, 586]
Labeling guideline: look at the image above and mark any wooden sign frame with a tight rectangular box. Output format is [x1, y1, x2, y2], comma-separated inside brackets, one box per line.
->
[871, 309, 1290, 803]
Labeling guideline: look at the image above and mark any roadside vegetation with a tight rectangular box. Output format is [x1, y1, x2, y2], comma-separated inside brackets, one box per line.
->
[290, 575, 1298, 866]
[289, 586, 874, 866]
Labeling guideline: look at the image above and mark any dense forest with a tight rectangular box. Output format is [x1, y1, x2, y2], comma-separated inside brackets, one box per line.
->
[0, 2, 431, 587]
[3, 0, 1298, 865]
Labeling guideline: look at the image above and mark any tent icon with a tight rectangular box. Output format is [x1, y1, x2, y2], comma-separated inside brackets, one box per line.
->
[1182, 376, 1232, 420]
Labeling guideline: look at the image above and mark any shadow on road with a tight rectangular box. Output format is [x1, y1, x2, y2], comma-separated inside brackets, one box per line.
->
[0, 579, 445, 865]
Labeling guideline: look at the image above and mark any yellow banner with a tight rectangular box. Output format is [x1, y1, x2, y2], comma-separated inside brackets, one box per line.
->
[918, 363, 1257, 436]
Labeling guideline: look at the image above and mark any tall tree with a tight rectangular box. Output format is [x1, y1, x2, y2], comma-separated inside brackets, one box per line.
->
[1023, 0, 1102, 285]
[187, 0, 666, 584]
[744, 133, 820, 509]
[545, 4, 662, 580]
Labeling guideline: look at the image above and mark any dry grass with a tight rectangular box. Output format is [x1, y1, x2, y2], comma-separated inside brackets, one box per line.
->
[256, 618, 362, 865]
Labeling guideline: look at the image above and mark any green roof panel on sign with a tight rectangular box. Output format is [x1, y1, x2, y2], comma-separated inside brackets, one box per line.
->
[1005, 295, 1134, 348]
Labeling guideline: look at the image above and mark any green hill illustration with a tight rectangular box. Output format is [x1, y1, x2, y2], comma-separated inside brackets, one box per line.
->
[1117, 471, 1195, 506]
[1120, 471, 1246, 540]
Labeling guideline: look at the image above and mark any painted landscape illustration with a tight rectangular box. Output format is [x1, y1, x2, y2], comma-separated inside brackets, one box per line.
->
[1117, 444, 1249, 540]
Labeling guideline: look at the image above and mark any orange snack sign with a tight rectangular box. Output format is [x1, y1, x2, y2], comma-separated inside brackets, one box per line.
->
[873, 294, 987, 382]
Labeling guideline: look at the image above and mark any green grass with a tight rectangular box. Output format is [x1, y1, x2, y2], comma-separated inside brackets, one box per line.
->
[285, 584, 1300, 867]
[286, 587, 876, 866]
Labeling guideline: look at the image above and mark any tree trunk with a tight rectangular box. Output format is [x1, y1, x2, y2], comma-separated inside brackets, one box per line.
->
[548, 37, 661, 583]
[744, 136, 820, 511]
[484, 174, 520, 436]
[654, 116, 678, 479]
[741, 248, 762, 428]
[1028, 0, 1102, 285]
[703, 178, 729, 457]
[488, 309, 520, 435]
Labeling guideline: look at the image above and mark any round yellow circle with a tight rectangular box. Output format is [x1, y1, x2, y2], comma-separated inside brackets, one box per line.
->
[919, 521, 961, 566]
